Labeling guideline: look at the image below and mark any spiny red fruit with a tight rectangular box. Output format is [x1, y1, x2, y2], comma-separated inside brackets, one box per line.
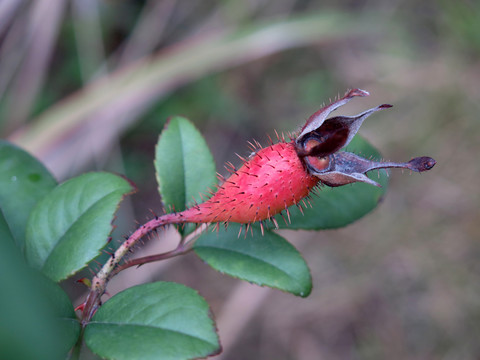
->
[167, 89, 435, 226]
[179, 141, 319, 224]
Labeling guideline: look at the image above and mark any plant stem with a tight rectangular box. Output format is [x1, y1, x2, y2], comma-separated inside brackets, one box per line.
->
[81, 215, 207, 324]
[110, 237, 196, 277]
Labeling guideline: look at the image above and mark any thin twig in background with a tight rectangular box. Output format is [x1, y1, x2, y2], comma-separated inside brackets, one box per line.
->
[0, 0, 23, 36]
[114, 0, 177, 66]
[72, 0, 106, 82]
[6, 0, 66, 128]
[0, 0, 30, 116]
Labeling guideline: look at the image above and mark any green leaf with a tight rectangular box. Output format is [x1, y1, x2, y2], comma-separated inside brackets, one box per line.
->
[85, 282, 220, 360]
[155, 116, 217, 235]
[155, 116, 217, 212]
[275, 136, 389, 230]
[194, 224, 312, 297]
[0, 207, 15, 245]
[0, 140, 57, 250]
[25, 172, 135, 282]
[34, 273, 81, 356]
[0, 225, 80, 360]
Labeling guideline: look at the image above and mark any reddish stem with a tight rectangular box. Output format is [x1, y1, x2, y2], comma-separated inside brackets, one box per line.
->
[110, 241, 195, 277]
[80, 213, 200, 324]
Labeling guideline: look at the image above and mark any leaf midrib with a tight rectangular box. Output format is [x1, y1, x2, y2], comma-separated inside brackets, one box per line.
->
[42, 189, 120, 268]
[87, 321, 217, 345]
[195, 244, 303, 283]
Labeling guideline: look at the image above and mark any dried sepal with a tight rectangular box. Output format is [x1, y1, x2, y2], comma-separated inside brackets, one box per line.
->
[297, 104, 392, 158]
[297, 88, 370, 142]
[295, 89, 436, 187]
[309, 152, 436, 187]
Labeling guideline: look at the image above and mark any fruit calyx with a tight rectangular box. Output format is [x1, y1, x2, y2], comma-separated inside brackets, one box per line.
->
[295, 88, 436, 187]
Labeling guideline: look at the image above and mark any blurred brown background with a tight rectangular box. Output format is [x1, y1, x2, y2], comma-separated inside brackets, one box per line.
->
[1, 1, 479, 359]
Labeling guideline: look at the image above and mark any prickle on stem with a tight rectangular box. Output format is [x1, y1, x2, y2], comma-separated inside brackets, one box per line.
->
[167, 89, 436, 225]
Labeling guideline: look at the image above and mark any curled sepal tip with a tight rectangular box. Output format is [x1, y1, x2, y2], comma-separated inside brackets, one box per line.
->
[310, 152, 436, 187]
[297, 88, 370, 141]
[297, 104, 393, 158]
[407, 156, 436, 172]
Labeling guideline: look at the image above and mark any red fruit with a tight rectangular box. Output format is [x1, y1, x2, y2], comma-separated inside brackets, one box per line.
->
[180, 141, 319, 224]
[164, 89, 435, 226]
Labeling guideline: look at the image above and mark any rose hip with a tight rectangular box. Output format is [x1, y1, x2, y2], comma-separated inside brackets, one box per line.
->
[163, 89, 436, 226]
